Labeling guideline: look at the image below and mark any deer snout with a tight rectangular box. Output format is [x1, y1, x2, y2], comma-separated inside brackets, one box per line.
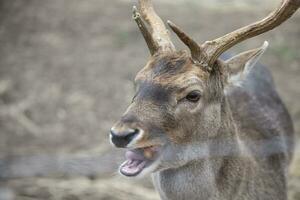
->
[110, 126, 143, 148]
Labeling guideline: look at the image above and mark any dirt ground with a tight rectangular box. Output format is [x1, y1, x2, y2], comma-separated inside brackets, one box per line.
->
[0, 0, 299, 199]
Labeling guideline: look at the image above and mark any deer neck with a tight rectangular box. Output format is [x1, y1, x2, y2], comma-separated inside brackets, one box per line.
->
[152, 96, 248, 200]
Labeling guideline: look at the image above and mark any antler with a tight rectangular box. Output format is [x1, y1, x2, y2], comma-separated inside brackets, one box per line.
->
[167, 20, 202, 64]
[203, 0, 300, 66]
[167, 0, 300, 68]
[133, 0, 175, 55]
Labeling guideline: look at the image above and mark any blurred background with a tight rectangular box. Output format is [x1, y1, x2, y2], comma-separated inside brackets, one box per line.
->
[0, 0, 299, 199]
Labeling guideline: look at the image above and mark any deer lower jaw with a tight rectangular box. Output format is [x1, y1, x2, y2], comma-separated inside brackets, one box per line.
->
[119, 146, 161, 177]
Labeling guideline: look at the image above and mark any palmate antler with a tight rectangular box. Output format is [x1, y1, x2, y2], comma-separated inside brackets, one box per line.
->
[134, 0, 300, 68]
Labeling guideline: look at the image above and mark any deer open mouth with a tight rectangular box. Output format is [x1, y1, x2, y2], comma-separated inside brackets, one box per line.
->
[119, 145, 160, 177]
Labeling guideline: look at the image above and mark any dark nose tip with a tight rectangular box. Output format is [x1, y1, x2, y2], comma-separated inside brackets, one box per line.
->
[110, 128, 140, 148]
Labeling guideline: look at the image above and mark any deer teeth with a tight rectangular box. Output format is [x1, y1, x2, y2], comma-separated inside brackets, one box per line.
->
[143, 147, 154, 159]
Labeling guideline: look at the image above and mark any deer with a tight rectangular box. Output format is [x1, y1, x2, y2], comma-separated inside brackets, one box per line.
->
[109, 0, 299, 199]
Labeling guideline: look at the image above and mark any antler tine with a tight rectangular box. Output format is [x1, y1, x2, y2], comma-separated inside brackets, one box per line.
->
[138, 0, 175, 53]
[133, 6, 159, 55]
[167, 20, 203, 64]
[202, 0, 300, 66]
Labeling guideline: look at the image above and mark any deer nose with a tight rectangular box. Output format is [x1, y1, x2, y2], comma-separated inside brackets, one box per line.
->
[110, 128, 140, 148]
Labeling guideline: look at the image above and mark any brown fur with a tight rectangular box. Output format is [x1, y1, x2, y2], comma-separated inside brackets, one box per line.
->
[111, 47, 293, 200]
[136, 51, 209, 88]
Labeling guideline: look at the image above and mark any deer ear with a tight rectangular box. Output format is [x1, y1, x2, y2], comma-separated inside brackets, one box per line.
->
[225, 41, 269, 82]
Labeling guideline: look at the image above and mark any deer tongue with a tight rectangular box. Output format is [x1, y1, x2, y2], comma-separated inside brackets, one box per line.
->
[120, 150, 147, 176]
[125, 150, 145, 161]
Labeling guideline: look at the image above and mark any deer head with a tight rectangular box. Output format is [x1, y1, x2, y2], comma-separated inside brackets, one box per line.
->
[110, 0, 299, 177]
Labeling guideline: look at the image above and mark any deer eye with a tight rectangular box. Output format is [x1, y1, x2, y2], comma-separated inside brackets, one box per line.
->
[185, 91, 201, 102]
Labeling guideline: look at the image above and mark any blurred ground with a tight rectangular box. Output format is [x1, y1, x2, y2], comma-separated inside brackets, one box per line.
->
[0, 0, 299, 199]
